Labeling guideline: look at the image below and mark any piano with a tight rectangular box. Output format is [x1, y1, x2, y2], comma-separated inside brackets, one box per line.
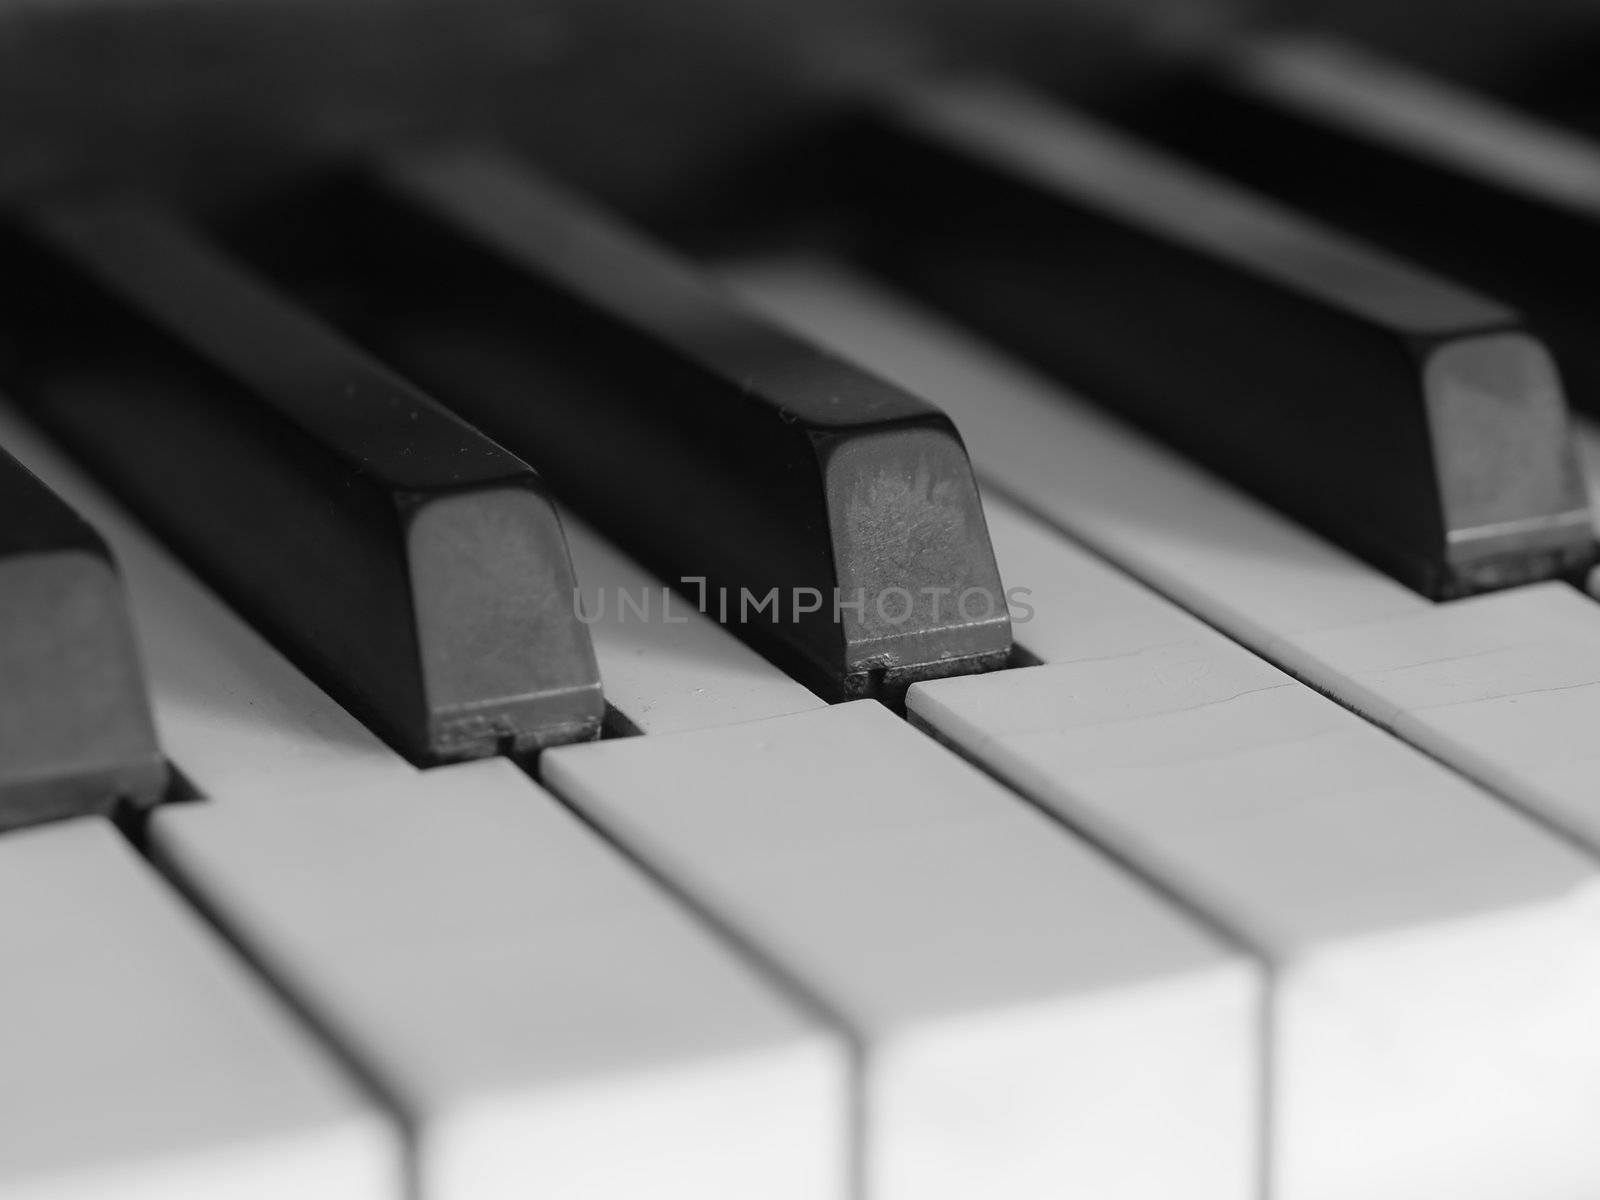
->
[9, 0, 1600, 1196]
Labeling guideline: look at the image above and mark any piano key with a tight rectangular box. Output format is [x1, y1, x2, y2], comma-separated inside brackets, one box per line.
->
[563, 508, 825, 734]
[0, 400, 415, 807]
[975, 489, 1216, 666]
[148, 757, 848, 1200]
[1116, 35, 1600, 417]
[727, 259, 1429, 648]
[0, 816, 399, 1200]
[239, 148, 1012, 700]
[1287, 581, 1600, 844]
[0, 447, 166, 831]
[726, 260, 1600, 858]
[852, 80, 1595, 599]
[0, 197, 602, 764]
[907, 490, 1600, 1198]
[910, 669, 1600, 1198]
[542, 702, 1260, 1200]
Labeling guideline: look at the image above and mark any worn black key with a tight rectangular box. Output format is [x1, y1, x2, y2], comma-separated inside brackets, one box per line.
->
[0, 446, 166, 830]
[0, 199, 604, 764]
[237, 150, 1012, 700]
[1105, 35, 1600, 419]
[853, 80, 1596, 601]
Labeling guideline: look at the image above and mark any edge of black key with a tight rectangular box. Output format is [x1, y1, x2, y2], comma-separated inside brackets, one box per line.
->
[0, 446, 168, 831]
[232, 150, 1014, 701]
[0, 197, 605, 763]
[848, 79, 1597, 601]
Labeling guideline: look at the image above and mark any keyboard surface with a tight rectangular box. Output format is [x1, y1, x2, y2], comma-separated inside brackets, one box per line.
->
[9, 8, 1600, 1198]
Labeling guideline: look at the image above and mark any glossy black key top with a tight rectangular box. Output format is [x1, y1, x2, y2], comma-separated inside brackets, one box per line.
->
[1109, 35, 1600, 420]
[854, 80, 1596, 601]
[0, 446, 166, 830]
[0, 198, 604, 764]
[242, 150, 1012, 700]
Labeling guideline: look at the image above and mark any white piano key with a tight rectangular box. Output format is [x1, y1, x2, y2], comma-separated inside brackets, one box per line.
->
[542, 701, 1260, 1200]
[908, 659, 1600, 1196]
[562, 509, 824, 733]
[930, 496, 1600, 1193]
[148, 757, 846, 1200]
[977, 490, 1215, 664]
[0, 400, 414, 804]
[726, 261, 1600, 849]
[1294, 581, 1600, 847]
[0, 817, 399, 1200]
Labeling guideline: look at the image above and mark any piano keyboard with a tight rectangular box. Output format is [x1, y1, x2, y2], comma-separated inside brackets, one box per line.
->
[12, 19, 1600, 1200]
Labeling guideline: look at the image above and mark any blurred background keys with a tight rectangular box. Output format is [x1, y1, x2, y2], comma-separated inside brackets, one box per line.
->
[0, 199, 603, 765]
[855, 80, 1596, 600]
[0, 448, 166, 831]
[243, 150, 1012, 701]
[1107, 35, 1600, 420]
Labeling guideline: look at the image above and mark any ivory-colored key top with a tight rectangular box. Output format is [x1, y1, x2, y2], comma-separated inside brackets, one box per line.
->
[908, 496, 1600, 1200]
[543, 702, 1260, 1200]
[0, 402, 414, 804]
[562, 509, 824, 734]
[1296, 581, 1600, 846]
[0, 818, 399, 1200]
[148, 758, 846, 1200]
[977, 490, 1212, 664]
[728, 261, 1600, 852]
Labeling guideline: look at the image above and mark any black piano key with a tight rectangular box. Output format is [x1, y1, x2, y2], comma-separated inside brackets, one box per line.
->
[1106, 36, 1600, 419]
[0, 198, 604, 765]
[238, 150, 1012, 701]
[853, 80, 1596, 602]
[0, 446, 167, 831]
